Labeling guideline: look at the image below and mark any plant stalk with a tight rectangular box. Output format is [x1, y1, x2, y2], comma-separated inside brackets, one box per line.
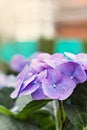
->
[53, 100, 59, 130]
[58, 100, 64, 130]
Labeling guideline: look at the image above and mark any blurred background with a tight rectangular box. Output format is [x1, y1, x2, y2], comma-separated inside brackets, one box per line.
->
[0, 0, 87, 71]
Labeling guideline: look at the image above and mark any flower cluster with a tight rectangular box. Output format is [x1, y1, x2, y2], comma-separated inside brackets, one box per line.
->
[11, 52, 87, 100]
[10, 53, 41, 72]
[10, 54, 28, 72]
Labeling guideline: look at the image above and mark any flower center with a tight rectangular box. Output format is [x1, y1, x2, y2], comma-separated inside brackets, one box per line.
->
[71, 76, 73, 79]
[53, 84, 56, 88]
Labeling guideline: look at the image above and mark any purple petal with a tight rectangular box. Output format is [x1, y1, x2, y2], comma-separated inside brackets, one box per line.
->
[56, 76, 76, 100]
[21, 74, 37, 91]
[10, 54, 27, 72]
[11, 65, 33, 98]
[43, 58, 56, 68]
[76, 53, 87, 62]
[42, 76, 76, 100]
[43, 54, 65, 68]
[31, 87, 46, 100]
[42, 79, 59, 99]
[58, 61, 86, 83]
[64, 52, 76, 60]
[58, 62, 76, 76]
[11, 79, 23, 98]
[37, 70, 47, 81]
[47, 68, 62, 84]
[51, 53, 66, 65]
[76, 53, 87, 69]
[17, 65, 30, 80]
[30, 59, 46, 73]
[38, 53, 51, 62]
[73, 64, 86, 83]
[19, 84, 39, 96]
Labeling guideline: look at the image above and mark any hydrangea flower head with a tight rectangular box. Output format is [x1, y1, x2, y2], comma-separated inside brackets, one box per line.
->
[11, 52, 87, 100]
[10, 54, 27, 72]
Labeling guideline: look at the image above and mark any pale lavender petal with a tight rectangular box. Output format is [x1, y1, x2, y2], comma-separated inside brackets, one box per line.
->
[43, 54, 64, 68]
[73, 64, 86, 83]
[76, 53, 87, 69]
[58, 61, 86, 83]
[42, 79, 60, 99]
[56, 76, 76, 100]
[11, 65, 32, 98]
[38, 53, 51, 62]
[43, 58, 56, 68]
[37, 70, 47, 81]
[10, 54, 27, 72]
[76, 53, 87, 62]
[31, 87, 46, 100]
[11, 79, 23, 98]
[21, 74, 37, 90]
[51, 53, 66, 65]
[30, 59, 46, 73]
[42, 76, 76, 100]
[19, 84, 39, 96]
[47, 68, 62, 83]
[17, 65, 30, 80]
[58, 62, 76, 76]
[64, 52, 76, 60]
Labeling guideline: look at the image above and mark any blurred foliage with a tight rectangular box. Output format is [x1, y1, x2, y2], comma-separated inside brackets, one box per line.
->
[83, 40, 87, 53]
[0, 81, 87, 130]
[64, 82, 87, 130]
[0, 87, 15, 109]
[0, 114, 41, 130]
[39, 37, 55, 54]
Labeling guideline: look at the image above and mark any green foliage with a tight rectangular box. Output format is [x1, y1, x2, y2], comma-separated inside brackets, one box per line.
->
[0, 82, 87, 130]
[0, 87, 15, 109]
[0, 105, 13, 116]
[0, 114, 41, 130]
[64, 82, 87, 130]
[83, 40, 87, 53]
[16, 99, 52, 119]
[39, 38, 55, 54]
[0, 94, 55, 130]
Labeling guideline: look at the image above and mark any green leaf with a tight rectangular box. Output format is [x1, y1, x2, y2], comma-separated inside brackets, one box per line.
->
[66, 123, 78, 130]
[0, 105, 13, 116]
[64, 82, 87, 130]
[0, 87, 15, 109]
[16, 99, 51, 119]
[83, 126, 87, 130]
[0, 114, 41, 130]
[15, 95, 33, 112]
[28, 110, 55, 130]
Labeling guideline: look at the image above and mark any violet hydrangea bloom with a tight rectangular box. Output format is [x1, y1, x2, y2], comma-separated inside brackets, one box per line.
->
[10, 52, 41, 72]
[10, 54, 27, 72]
[65, 52, 87, 70]
[58, 61, 86, 84]
[42, 68, 76, 100]
[11, 52, 87, 100]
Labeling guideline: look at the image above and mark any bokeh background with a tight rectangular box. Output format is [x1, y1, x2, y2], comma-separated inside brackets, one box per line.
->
[0, 0, 87, 71]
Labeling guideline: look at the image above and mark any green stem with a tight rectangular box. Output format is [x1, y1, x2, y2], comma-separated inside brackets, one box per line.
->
[53, 100, 59, 130]
[58, 100, 69, 130]
[58, 100, 64, 130]
[62, 117, 69, 130]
